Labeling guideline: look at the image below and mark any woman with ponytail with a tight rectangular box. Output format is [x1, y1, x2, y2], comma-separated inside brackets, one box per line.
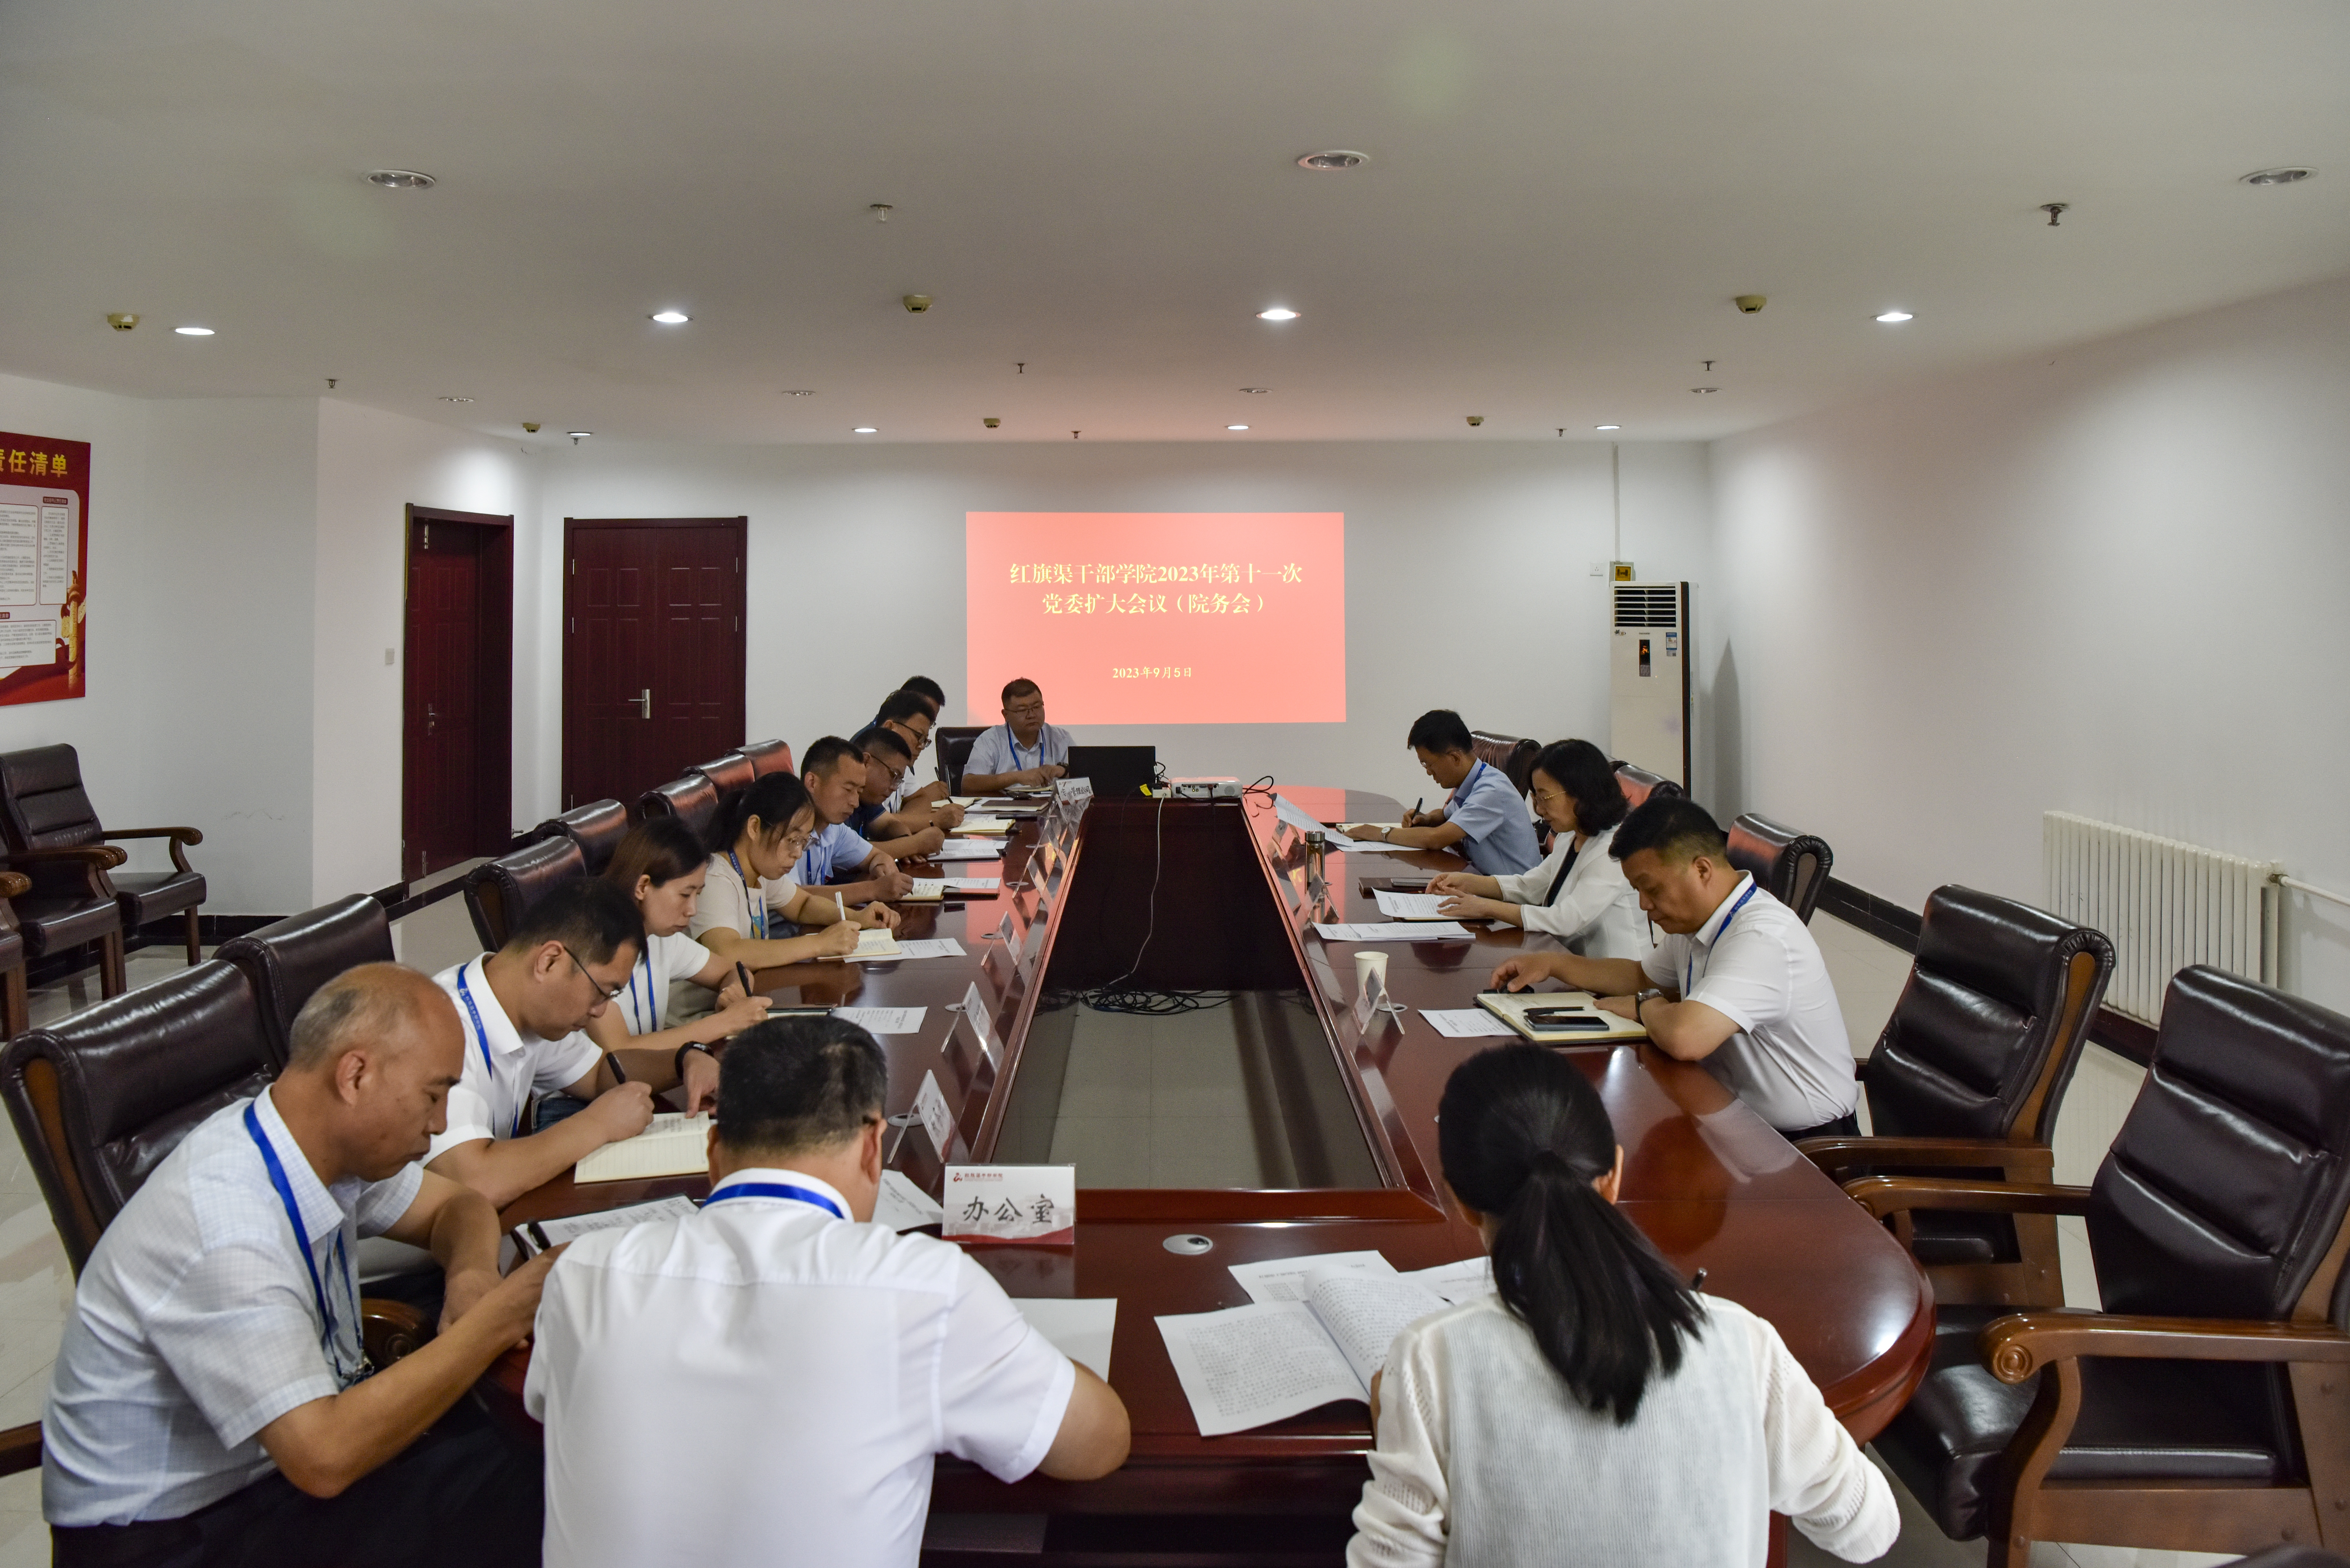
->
[1348, 1046, 1895, 1566]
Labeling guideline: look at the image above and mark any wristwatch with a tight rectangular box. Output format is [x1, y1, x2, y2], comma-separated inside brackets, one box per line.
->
[674, 1041, 716, 1082]
[1633, 988, 1664, 1017]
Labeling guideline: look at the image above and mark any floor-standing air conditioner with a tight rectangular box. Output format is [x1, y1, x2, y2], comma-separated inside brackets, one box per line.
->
[1609, 581, 1691, 789]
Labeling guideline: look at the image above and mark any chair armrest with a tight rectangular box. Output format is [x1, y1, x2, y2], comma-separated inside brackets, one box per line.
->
[0, 846, 127, 899]
[1844, 1175, 2094, 1221]
[0, 871, 27, 901]
[1798, 1135, 2054, 1180]
[103, 825, 203, 874]
[360, 1299, 432, 1366]
[0, 1421, 39, 1477]
[1981, 1310, 2350, 1383]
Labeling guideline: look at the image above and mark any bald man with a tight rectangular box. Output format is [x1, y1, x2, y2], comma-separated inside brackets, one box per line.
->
[43, 963, 557, 1568]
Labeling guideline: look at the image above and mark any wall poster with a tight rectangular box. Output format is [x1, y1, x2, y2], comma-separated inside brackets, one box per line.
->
[0, 432, 88, 705]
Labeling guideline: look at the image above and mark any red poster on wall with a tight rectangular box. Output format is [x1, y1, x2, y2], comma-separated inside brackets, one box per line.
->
[0, 432, 89, 706]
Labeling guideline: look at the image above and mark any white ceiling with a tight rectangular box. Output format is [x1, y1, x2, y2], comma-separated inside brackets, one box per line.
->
[2, 0, 2346, 444]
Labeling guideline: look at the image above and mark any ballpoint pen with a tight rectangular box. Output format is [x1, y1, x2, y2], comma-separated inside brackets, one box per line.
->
[836, 890, 848, 925]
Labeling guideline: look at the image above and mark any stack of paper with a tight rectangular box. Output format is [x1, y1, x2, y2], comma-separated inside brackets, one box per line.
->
[931, 841, 1004, 862]
[1313, 921, 1475, 942]
[832, 1006, 927, 1034]
[574, 1114, 713, 1184]
[1371, 888, 1453, 920]
[1420, 1008, 1518, 1038]
[873, 1170, 945, 1232]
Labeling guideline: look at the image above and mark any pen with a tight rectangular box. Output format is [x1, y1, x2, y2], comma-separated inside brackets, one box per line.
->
[735, 960, 755, 999]
[836, 890, 848, 925]
[604, 1050, 627, 1087]
[1413, 796, 1424, 825]
[1691, 1268, 1709, 1293]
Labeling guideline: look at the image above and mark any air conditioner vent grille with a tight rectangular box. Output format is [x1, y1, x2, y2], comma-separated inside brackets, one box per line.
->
[1613, 585, 1681, 629]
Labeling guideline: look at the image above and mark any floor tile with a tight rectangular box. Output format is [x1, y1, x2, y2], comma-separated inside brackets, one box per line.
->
[1812, 913, 1911, 1059]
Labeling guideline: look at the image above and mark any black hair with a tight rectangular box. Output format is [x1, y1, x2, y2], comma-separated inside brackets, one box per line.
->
[1533, 739, 1630, 836]
[715, 1015, 889, 1156]
[899, 675, 946, 707]
[604, 817, 707, 894]
[800, 734, 862, 780]
[854, 723, 912, 763]
[504, 876, 645, 968]
[717, 771, 814, 853]
[1406, 708, 1474, 756]
[1438, 1045, 1702, 1424]
[875, 689, 935, 727]
[1000, 677, 1041, 705]
[1608, 795, 1729, 867]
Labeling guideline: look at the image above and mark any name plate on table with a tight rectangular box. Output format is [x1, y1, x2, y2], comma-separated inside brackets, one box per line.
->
[956, 981, 998, 1065]
[1350, 974, 1391, 1035]
[944, 1164, 1076, 1245]
[1054, 776, 1093, 805]
[914, 1070, 956, 1157]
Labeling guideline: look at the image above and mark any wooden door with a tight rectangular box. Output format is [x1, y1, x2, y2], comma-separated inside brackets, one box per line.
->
[562, 518, 746, 810]
[403, 508, 515, 881]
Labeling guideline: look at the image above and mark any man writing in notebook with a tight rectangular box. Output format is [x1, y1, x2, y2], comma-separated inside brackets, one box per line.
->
[873, 688, 963, 830]
[961, 678, 1072, 793]
[527, 1015, 1130, 1568]
[1346, 709, 1542, 876]
[426, 879, 713, 1209]
[847, 726, 950, 861]
[1488, 795, 1858, 1139]
[798, 735, 916, 903]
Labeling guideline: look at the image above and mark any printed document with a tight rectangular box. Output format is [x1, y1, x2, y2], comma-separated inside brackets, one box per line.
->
[873, 1170, 945, 1232]
[1313, 921, 1475, 942]
[931, 841, 1004, 861]
[1013, 1298, 1117, 1380]
[1228, 1249, 1397, 1303]
[1420, 1008, 1517, 1038]
[1371, 888, 1452, 920]
[1157, 1261, 1446, 1436]
[832, 1006, 927, 1035]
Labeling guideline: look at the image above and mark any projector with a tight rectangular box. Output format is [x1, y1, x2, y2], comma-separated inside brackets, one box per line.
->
[1211, 781, 1245, 800]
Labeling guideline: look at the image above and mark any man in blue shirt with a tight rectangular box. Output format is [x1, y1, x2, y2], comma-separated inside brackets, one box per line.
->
[962, 679, 1073, 794]
[1346, 709, 1542, 876]
[796, 735, 914, 905]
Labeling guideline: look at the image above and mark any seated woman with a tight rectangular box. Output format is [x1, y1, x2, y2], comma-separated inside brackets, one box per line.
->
[1427, 739, 1649, 958]
[1349, 1044, 1897, 1567]
[582, 817, 777, 1112]
[688, 772, 900, 989]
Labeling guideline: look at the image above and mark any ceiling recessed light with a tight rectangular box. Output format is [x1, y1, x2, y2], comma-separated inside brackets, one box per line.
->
[1875, 310, 1915, 323]
[1595, 424, 1621, 431]
[1296, 150, 1369, 171]
[438, 396, 474, 403]
[365, 169, 436, 190]
[1240, 386, 1269, 394]
[2241, 167, 2314, 186]
[649, 310, 690, 325]
[853, 426, 879, 434]
[173, 325, 214, 336]
[780, 389, 817, 397]
[1690, 387, 1718, 394]
[1255, 307, 1299, 322]
[1227, 424, 1250, 431]
[566, 431, 593, 443]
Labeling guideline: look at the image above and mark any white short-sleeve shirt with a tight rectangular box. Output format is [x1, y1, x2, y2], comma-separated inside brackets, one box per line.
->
[1640, 875, 1856, 1132]
[964, 722, 1071, 780]
[42, 1089, 423, 1527]
[525, 1167, 1076, 1568]
[690, 851, 793, 942]
[427, 957, 604, 1159]
[615, 930, 715, 1036]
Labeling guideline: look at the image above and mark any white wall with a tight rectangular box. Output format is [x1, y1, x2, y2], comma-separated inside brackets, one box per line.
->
[531, 441, 1717, 816]
[1713, 270, 2350, 1014]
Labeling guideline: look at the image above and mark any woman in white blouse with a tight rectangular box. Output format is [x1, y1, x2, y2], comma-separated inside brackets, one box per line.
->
[688, 772, 896, 978]
[1427, 739, 1649, 958]
[1349, 1046, 1897, 1568]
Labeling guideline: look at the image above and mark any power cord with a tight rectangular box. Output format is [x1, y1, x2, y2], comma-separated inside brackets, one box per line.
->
[1052, 789, 1240, 1016]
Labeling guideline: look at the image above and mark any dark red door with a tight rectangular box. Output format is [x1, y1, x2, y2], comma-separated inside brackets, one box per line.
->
[403, 509, 515, 881]
[562, 519, 746, 810]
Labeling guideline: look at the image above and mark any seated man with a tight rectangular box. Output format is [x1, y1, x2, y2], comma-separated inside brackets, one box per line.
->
[797, 735, 915, 904]
[527, 1015, 1131, 1568]
[43, 964, 557, 1568]
[427, 878, 701, 1208]
[961, 677, 1072, 794]
[1346, 709, 1541, 876]
[872, 688, 961, 829]
[1489, 796, 1857, 1139]
[847, 726, 948, 861]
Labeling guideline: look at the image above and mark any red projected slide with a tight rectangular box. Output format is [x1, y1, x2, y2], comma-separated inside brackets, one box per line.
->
[966, 512, 1345, 725]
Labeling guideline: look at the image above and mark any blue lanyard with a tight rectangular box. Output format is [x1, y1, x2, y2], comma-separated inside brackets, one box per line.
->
[242, 1103, 359, 1385]
[1008, 726, 1038, 771]
[701, 1182, 845, 1220]
[453, 967, 525, 1140]
[727, 851, 768, 939]
[624, 944, 656, 1035]
[1686, 879, 1762, 999]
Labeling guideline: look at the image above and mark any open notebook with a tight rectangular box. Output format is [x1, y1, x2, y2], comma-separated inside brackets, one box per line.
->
[574, 1113, 712, 1184]
[1477, 988, 1649, 1045]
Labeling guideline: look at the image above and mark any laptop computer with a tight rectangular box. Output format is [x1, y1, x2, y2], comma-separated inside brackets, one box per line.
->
[1063, 745, 1159, 797]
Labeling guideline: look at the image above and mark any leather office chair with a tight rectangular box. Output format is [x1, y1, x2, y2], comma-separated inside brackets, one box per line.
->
[694, 751, 756, 809]
[0, 871, 29, 1040]
[463, 837, 586, 952]
[1800, 886, 2113, 1306]
[1468, 731, 1540, 797]
[1853, 966, 2350, 1566]
[218, 895, 396, 1070]
[936, 727, 985, 793]
[1726, 813, 1834, 923]
[1613, 764, 1682, 812]
[530, 798, 632, 876]
[741, 738, 795, 778]
[0, 743, 206, 967]
[638, 773, 723, 851]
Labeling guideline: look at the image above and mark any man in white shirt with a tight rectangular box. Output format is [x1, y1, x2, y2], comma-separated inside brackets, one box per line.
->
[1346, 709, 1542, 876]
[961, 677, 1073, 793]
[873, 687, 962, 828]
[797, 734, 916, 903]
[527, 1015, 1130, 1568]
[1489, 796, 1857, 1137]
[428, 878, 701, 1208]
[43, 964, 557, 1567]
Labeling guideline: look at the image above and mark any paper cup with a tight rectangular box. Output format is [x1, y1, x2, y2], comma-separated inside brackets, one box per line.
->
[1354, 949, 1389, 1000]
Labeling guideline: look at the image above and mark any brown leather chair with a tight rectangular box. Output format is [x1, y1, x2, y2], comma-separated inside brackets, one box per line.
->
[218, 896, 396, 1071]
[530, 799, 632, 876]
[937, 728, 985, 794]
[638, 773, 723, 850]
[0, 870, 28, 1040]
[463, 837, 586, 952]
[695, 752, 756, 807]
[741, 739, 795, 779]
[1467, 731, 1540, 797]
[1855, 966, 2350, 1566]
[1801, 886, 2113, 1306]
[0, 743, 205, 967]
[1613, 763, 1682, 812]
[1725, 813, 1834, 923]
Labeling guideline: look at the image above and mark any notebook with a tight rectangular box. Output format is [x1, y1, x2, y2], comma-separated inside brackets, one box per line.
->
[573, 1113, 713, 1183]
[1476, 989, 1650, 1045]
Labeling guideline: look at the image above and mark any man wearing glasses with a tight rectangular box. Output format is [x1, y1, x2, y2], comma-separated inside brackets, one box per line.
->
[961, 678, 1072, 794]
[872, 688, 964, 830]
[425, 880, 686, 1209]
[847, 727, 949, 862]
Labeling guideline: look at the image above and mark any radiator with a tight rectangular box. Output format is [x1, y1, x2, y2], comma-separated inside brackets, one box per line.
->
[2042, 812, 2280, 1024]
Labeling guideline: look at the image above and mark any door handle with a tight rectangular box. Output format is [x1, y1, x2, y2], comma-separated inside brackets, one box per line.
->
[638, 688, 653, 720]
[425, 703, 437, 735]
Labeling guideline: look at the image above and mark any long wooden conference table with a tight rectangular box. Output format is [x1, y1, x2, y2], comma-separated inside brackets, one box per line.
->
[494, 785, 1933, 1563]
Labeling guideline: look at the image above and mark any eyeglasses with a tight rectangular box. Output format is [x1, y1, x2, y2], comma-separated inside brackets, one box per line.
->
[886, 718, 932, 754]
[1004, 700, 1045, 719]
[561, 945, 630, 1002]
[874, 756, 908, 786]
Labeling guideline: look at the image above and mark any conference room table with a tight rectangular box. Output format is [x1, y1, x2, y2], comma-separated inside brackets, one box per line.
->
[492, 784, 1933, 1563]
